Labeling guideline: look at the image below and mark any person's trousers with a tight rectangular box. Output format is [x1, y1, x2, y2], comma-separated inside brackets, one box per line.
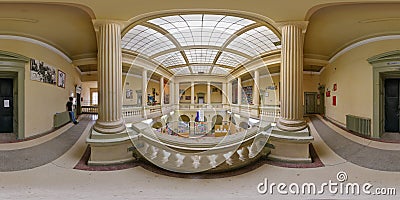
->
[69, 111, 77, 123]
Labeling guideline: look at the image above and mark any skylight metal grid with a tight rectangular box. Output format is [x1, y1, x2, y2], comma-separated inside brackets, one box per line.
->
[190, 65, 211, 74]
[170, 67, 191, 75]
[122, 25, 176, 57]
[212, 66, 230, 75]
[153, 51, 186, 67]
[227, 26, 280, 57]
[147, 14, 255, 47]
[184, 49, 219, 63]
[216, 51, 249, 67]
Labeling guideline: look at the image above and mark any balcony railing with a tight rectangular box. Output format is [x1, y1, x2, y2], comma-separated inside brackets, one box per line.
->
[81, 105, 98, 114]
[128, 119, 273, 173]
[259, 106, 281, 118]
[81, 104, 281, 122]
[122, 106, 142, 117]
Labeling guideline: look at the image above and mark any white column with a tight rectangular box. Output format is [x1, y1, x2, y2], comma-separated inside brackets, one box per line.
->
[191, 82, 195, 104]
[142, 69, 147, 107]
[175, 82, 180, 105]
[227, 81, 232, 104]
[207, 82, 211, 104]
[237, 77, 242, 106]
[222, 82, 227, 105]
[169, 79, 174, 105]
[277, 22, 308, 132]
[253, 70, 260, 106]
[160, 76, 164, 105]
[92, 21, 125, 134]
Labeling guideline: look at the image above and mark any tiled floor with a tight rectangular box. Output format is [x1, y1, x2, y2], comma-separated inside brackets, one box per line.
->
[0, 114, 399, 199]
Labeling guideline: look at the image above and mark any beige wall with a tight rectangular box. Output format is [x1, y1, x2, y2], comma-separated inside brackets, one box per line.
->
[303, 74, 320, 93]
[81, 81, 97, 106]
[321, 39, 400, 129]
[259, 75, 280, 106]
[123, 75, 142, 106]
[0, 39, 81, 137]
[177, 83, 222, 104]
[147, 79, 161, 104]
[210, 85, 222, 103]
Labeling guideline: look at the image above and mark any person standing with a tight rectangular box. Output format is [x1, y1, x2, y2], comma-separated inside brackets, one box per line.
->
[66, 97, 79, 125]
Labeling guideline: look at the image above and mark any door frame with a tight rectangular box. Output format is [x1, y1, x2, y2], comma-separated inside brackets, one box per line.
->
[304, 92, 318, 114]
[0, 50, 28, 139]
[368, 50, 400, 138]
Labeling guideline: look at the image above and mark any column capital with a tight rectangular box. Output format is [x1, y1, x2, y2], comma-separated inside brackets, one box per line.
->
[92, 19, 126, 31]
[276, 21, 309, 33]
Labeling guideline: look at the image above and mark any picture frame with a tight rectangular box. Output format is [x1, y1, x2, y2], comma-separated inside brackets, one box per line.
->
[57, 70, 66, 88]
[30, 59, 57, 85]
[126, 89, 133, 99]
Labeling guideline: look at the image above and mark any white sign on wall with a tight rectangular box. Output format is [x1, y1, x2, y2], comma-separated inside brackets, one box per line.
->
[4, 100, 10, 108]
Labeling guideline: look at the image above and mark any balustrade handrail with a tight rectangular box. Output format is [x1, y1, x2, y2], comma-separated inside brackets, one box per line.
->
[131, 122, 270, 150]
[136, 129, 268, 151]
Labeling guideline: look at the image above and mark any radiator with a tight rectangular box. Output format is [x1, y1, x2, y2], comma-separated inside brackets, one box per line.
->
[54, 111, 71, 128]
[346, 115, 371, 136]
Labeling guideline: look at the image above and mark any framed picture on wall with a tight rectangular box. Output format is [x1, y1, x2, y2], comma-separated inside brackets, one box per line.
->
[57, 70, 66, 88]
[126, 89, 133, 99]
[30, 59, 57, 85]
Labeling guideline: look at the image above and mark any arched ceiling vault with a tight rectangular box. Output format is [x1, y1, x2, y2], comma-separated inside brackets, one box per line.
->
[122, 13, 281, 76]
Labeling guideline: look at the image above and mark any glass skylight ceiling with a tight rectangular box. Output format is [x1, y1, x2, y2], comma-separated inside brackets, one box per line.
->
[148, 15, 255, 47]
[122, 25, 175, 57]
[216, 52, 249, 67]
[153, 51, 186, 67]
[190, 65, 211, 74]
[227, 26, 281, 57]
[212, 66, 230, 75]
[122, 14, 281, 75]
[184, 49, 219, 63]
[170, 67, 191, 75]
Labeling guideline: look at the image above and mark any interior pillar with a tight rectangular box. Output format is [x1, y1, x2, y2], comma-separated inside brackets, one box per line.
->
[87, 20, 133, 165]
[237, 77, 242, 106]
[142, 69, 148, 107]
[228, 81, 232, 104]
[160, 76, 164, 106]
[277, 22, 308, 132]
[92, 22, 125, 134]
[270, 21, 313, 163]
[207, 82, 211, 104]
[253, 70, 260, 106]
[191, 81, 195, 104]
[169, 79, 174, 105]
[222, 82, 227, 105]
[175, 82, 180, 105]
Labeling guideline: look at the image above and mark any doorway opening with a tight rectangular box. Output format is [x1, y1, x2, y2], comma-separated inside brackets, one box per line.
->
[304, 92, 318, 114]
[384, 79, 400, 132]
[0, 51, 27, 140]
[0, 78, 14, 133]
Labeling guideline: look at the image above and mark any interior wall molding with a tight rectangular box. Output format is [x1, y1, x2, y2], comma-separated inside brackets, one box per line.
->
[0, 35, 72, 63]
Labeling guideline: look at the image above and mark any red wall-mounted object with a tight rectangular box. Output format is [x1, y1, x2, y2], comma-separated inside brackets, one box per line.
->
[326, 91, 330, 97]
[333, 96, 336, 106]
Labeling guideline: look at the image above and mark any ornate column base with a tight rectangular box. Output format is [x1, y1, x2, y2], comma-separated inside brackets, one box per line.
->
[93, 119, 126, 134]
[269, 126, 314, 163]
[276, 118, 308, 132]
[86, 128, 134, 165]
